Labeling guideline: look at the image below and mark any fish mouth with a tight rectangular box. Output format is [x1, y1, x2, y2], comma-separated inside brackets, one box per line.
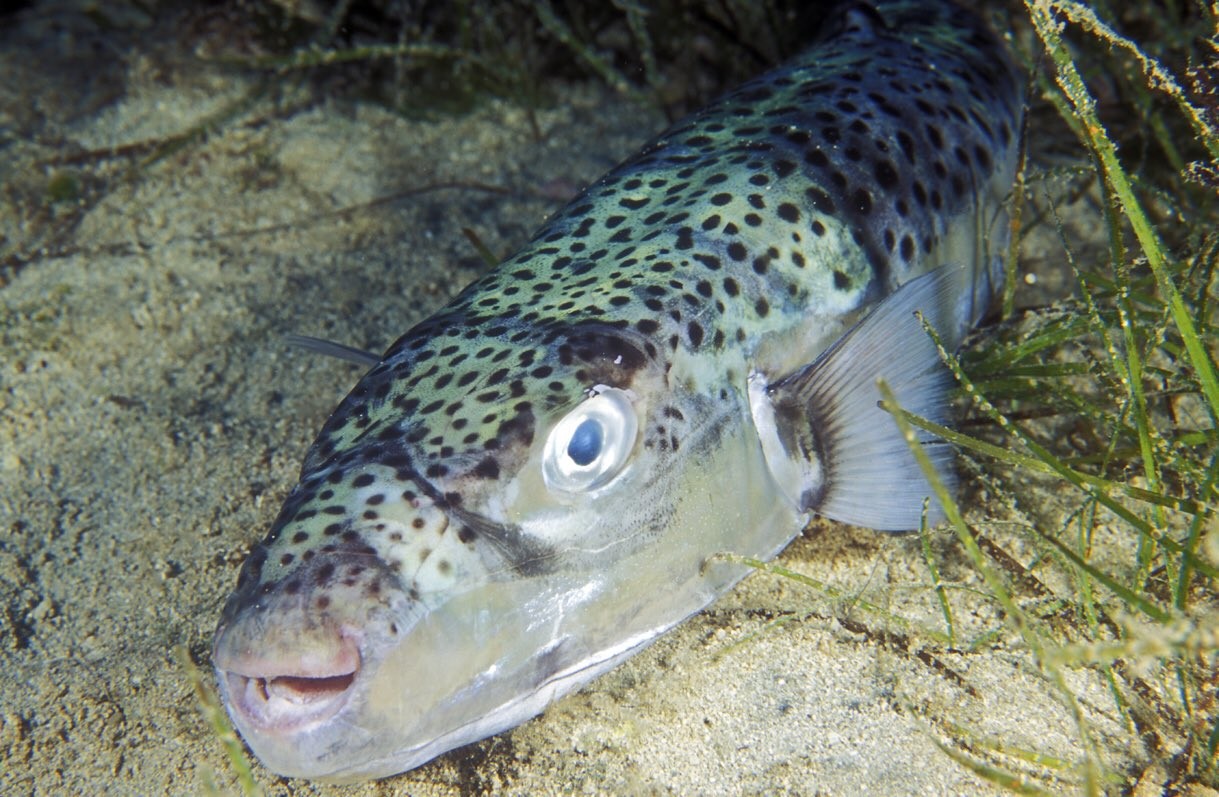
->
[215, 629, 362, 735]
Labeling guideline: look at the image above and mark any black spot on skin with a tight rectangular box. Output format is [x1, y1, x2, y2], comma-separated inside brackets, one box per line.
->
[874, 160, 899, 190]
[806, 187, 836, 215]
[833, 270, 850, 290]
[926, 124, 944, 149]
[473, 458, 500, 479]
[974, 145, 992, 170]
[852, 189, 872, 215]
[897, 131, 915, 162]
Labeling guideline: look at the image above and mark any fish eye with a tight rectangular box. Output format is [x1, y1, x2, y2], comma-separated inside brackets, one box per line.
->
[542, 386, 638, 494]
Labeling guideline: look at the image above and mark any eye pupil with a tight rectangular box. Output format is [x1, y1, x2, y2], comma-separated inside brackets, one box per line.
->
[566, 418, 603, 466]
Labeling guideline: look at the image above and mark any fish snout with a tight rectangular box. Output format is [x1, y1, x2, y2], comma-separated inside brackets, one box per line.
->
[212, 551, 412, 737]
[213, 620, 361, 735]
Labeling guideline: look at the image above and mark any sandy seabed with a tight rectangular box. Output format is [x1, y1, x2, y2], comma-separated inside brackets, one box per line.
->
[0, 5, 1156, 795]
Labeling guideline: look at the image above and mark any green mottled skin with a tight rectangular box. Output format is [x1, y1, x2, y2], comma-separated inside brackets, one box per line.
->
[234, 0, 1015, 583]
[215, 0, 1022, 781]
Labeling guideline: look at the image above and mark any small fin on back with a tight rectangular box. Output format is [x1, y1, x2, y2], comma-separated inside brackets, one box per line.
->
[752, 265, 963, 531]
[284, 334, 381, 368]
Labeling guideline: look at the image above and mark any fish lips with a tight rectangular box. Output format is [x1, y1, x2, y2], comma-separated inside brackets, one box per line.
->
[211, 551, 415, 755]
[215, 628, 361, 736]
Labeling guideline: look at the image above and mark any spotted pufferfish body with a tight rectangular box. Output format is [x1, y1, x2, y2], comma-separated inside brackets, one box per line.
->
[214, 0, 1022, 782]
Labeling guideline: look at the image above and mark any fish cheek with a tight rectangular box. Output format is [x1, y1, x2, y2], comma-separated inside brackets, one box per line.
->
[487, 435, 656, 564]
[492, 443, 555, 521]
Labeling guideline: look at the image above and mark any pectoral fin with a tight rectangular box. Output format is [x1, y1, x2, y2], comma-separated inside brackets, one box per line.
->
[749, 265, 963, 531]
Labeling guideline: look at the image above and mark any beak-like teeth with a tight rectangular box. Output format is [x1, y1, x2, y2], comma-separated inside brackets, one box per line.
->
[216, 629, 362, 734]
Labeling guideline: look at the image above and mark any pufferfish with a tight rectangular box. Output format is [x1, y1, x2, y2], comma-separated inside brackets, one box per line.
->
[213, 0, 1022, 782]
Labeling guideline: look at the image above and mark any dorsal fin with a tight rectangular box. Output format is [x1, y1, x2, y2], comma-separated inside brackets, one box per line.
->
[283, 334, 381, 367]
